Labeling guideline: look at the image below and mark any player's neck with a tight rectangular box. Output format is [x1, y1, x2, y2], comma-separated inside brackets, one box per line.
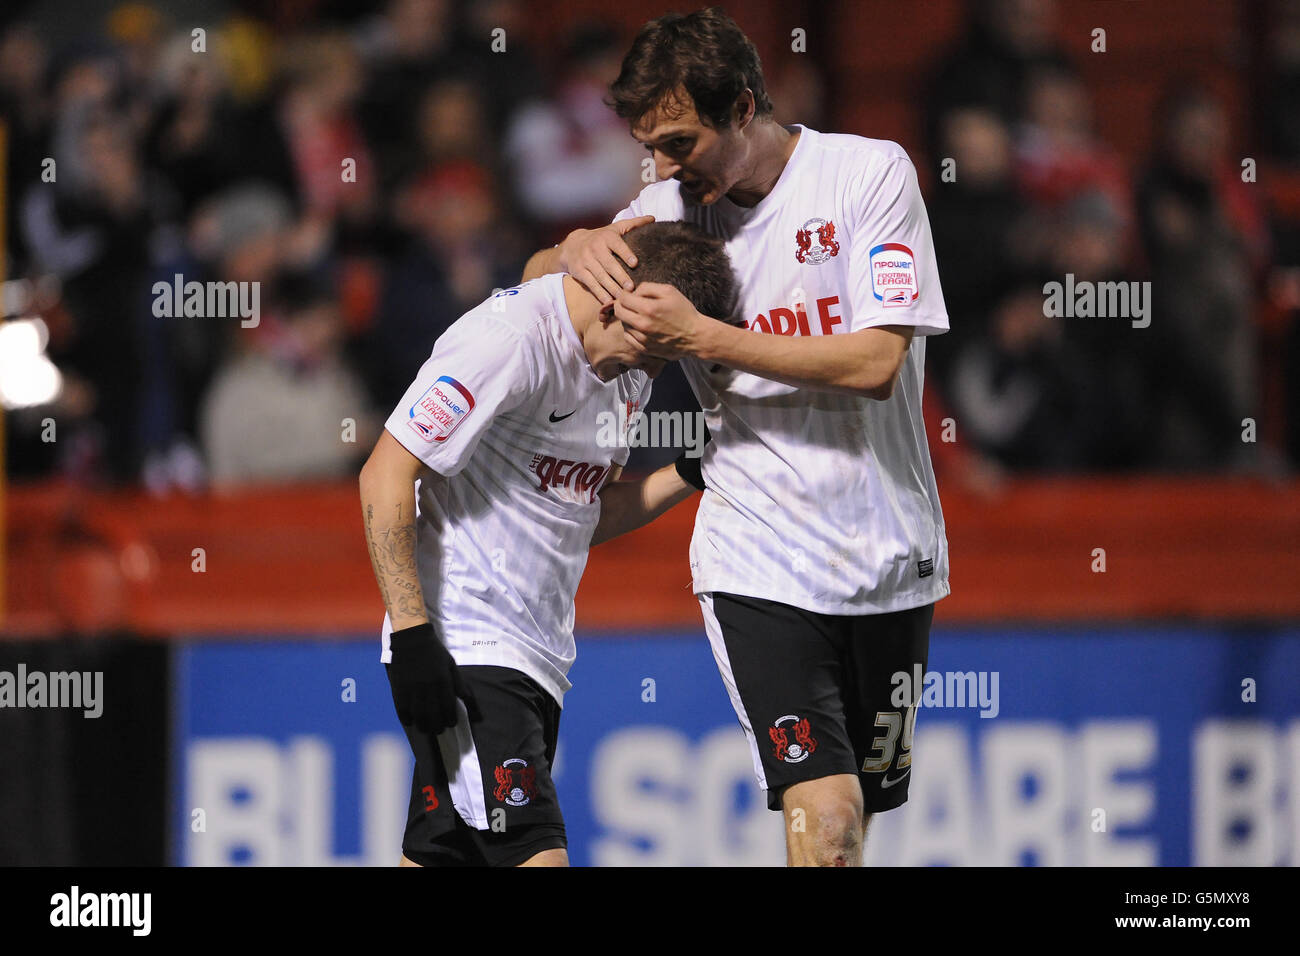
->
[726, 122, 800, 208]
[561, 274, 599, 357]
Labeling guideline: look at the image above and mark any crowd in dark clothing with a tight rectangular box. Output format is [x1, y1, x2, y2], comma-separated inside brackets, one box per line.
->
[1, 1, 638, 487]
[1, 0, 1295, 488]
[922, 0, 1283, 476]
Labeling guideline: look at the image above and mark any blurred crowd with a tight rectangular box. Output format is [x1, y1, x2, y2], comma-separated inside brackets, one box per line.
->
[1, 0, 1297, 489]
[1, 0, 651, 487]
[922, 0, 1296, 478]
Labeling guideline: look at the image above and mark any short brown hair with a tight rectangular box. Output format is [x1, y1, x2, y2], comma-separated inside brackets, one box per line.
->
[609, 7, 774, 129]
[624, 221, 738, 320]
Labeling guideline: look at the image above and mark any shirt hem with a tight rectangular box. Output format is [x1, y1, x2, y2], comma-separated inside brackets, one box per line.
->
[446, 647, 571, 707]
[377, 615, 571, 706]
[690, 576, 950, 616]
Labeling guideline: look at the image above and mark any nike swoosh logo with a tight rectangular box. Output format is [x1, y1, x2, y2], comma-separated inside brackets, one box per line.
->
[880, 768, 911, 789]
[548, 409, 576, 423]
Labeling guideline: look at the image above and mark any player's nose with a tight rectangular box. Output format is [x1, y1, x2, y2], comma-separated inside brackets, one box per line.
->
[656, 155, 680, 181]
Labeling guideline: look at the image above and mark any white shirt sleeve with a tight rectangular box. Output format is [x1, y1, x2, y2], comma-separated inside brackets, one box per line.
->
[611, 194, 644, 224]
[384, 316, 538, 476]
[847, 155, 950, 336]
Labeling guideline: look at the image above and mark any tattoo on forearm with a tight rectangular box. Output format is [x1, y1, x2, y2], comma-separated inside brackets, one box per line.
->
[363, 504, 391, 609]
[363, 501, 424, 620]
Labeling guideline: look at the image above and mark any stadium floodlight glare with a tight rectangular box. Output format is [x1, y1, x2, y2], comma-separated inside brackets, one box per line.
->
[0, 317, 62, 409]
[1, 278, 34, 318]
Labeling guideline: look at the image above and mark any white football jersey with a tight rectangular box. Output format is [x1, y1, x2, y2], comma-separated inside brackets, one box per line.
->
[615, 125, 949, 614]
[379, 273, 651, 704]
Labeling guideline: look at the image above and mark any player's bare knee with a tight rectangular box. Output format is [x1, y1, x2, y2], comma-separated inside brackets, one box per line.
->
[812, 803, 862, 853]
[784, 778, 864, 863]
[796, 809, 862, 867]
[806, 806, 857, 868]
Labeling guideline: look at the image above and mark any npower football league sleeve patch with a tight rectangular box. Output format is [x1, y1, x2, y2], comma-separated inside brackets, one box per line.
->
[408, 375, 476, 443]
[869, 242, 919, 308]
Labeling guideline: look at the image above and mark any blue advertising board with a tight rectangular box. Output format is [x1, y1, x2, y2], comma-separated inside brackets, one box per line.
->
[175, 626, 1300, 866]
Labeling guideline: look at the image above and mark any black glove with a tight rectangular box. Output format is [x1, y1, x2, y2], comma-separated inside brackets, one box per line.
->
[674, 423, 711, 491]
[674, 451, 706, 491]
[387, 622, 479, 735]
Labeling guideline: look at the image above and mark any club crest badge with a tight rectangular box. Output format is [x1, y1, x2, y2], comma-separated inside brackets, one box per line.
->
[493, 757, 537, 807]
[770, 714, 818, 764]
[795, 218, 840, 264]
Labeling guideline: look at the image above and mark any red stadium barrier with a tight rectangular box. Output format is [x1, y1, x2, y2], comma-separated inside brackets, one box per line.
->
[3, 476, 1298, 637]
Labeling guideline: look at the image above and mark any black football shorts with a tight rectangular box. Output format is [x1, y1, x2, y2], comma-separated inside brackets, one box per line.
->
[386, 663, 565, 867]
[699, 592, 933, 813]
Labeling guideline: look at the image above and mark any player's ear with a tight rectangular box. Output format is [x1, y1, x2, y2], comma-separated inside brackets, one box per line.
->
[734, 90, 755, 130]
[599, 301, 616, 325]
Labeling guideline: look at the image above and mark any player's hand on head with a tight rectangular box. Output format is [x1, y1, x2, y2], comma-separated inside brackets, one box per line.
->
[558, 215, 655, 306]
[614, 282, 699, 360]
[388, 622, 475, 735]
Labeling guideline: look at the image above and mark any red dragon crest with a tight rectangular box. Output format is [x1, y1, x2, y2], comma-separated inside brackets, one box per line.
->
[493, 764, 513, 802]
[793, 717, 818, 755]
[770, 718, 818, 762]
[493, 763, 538, 803]
[795, 227, 813, 263]
[769, 725, 791, 762]
[816, 220, 840, 257]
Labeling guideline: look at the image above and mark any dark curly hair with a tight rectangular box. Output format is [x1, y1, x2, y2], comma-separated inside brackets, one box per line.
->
[608, 7, 774, 130]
